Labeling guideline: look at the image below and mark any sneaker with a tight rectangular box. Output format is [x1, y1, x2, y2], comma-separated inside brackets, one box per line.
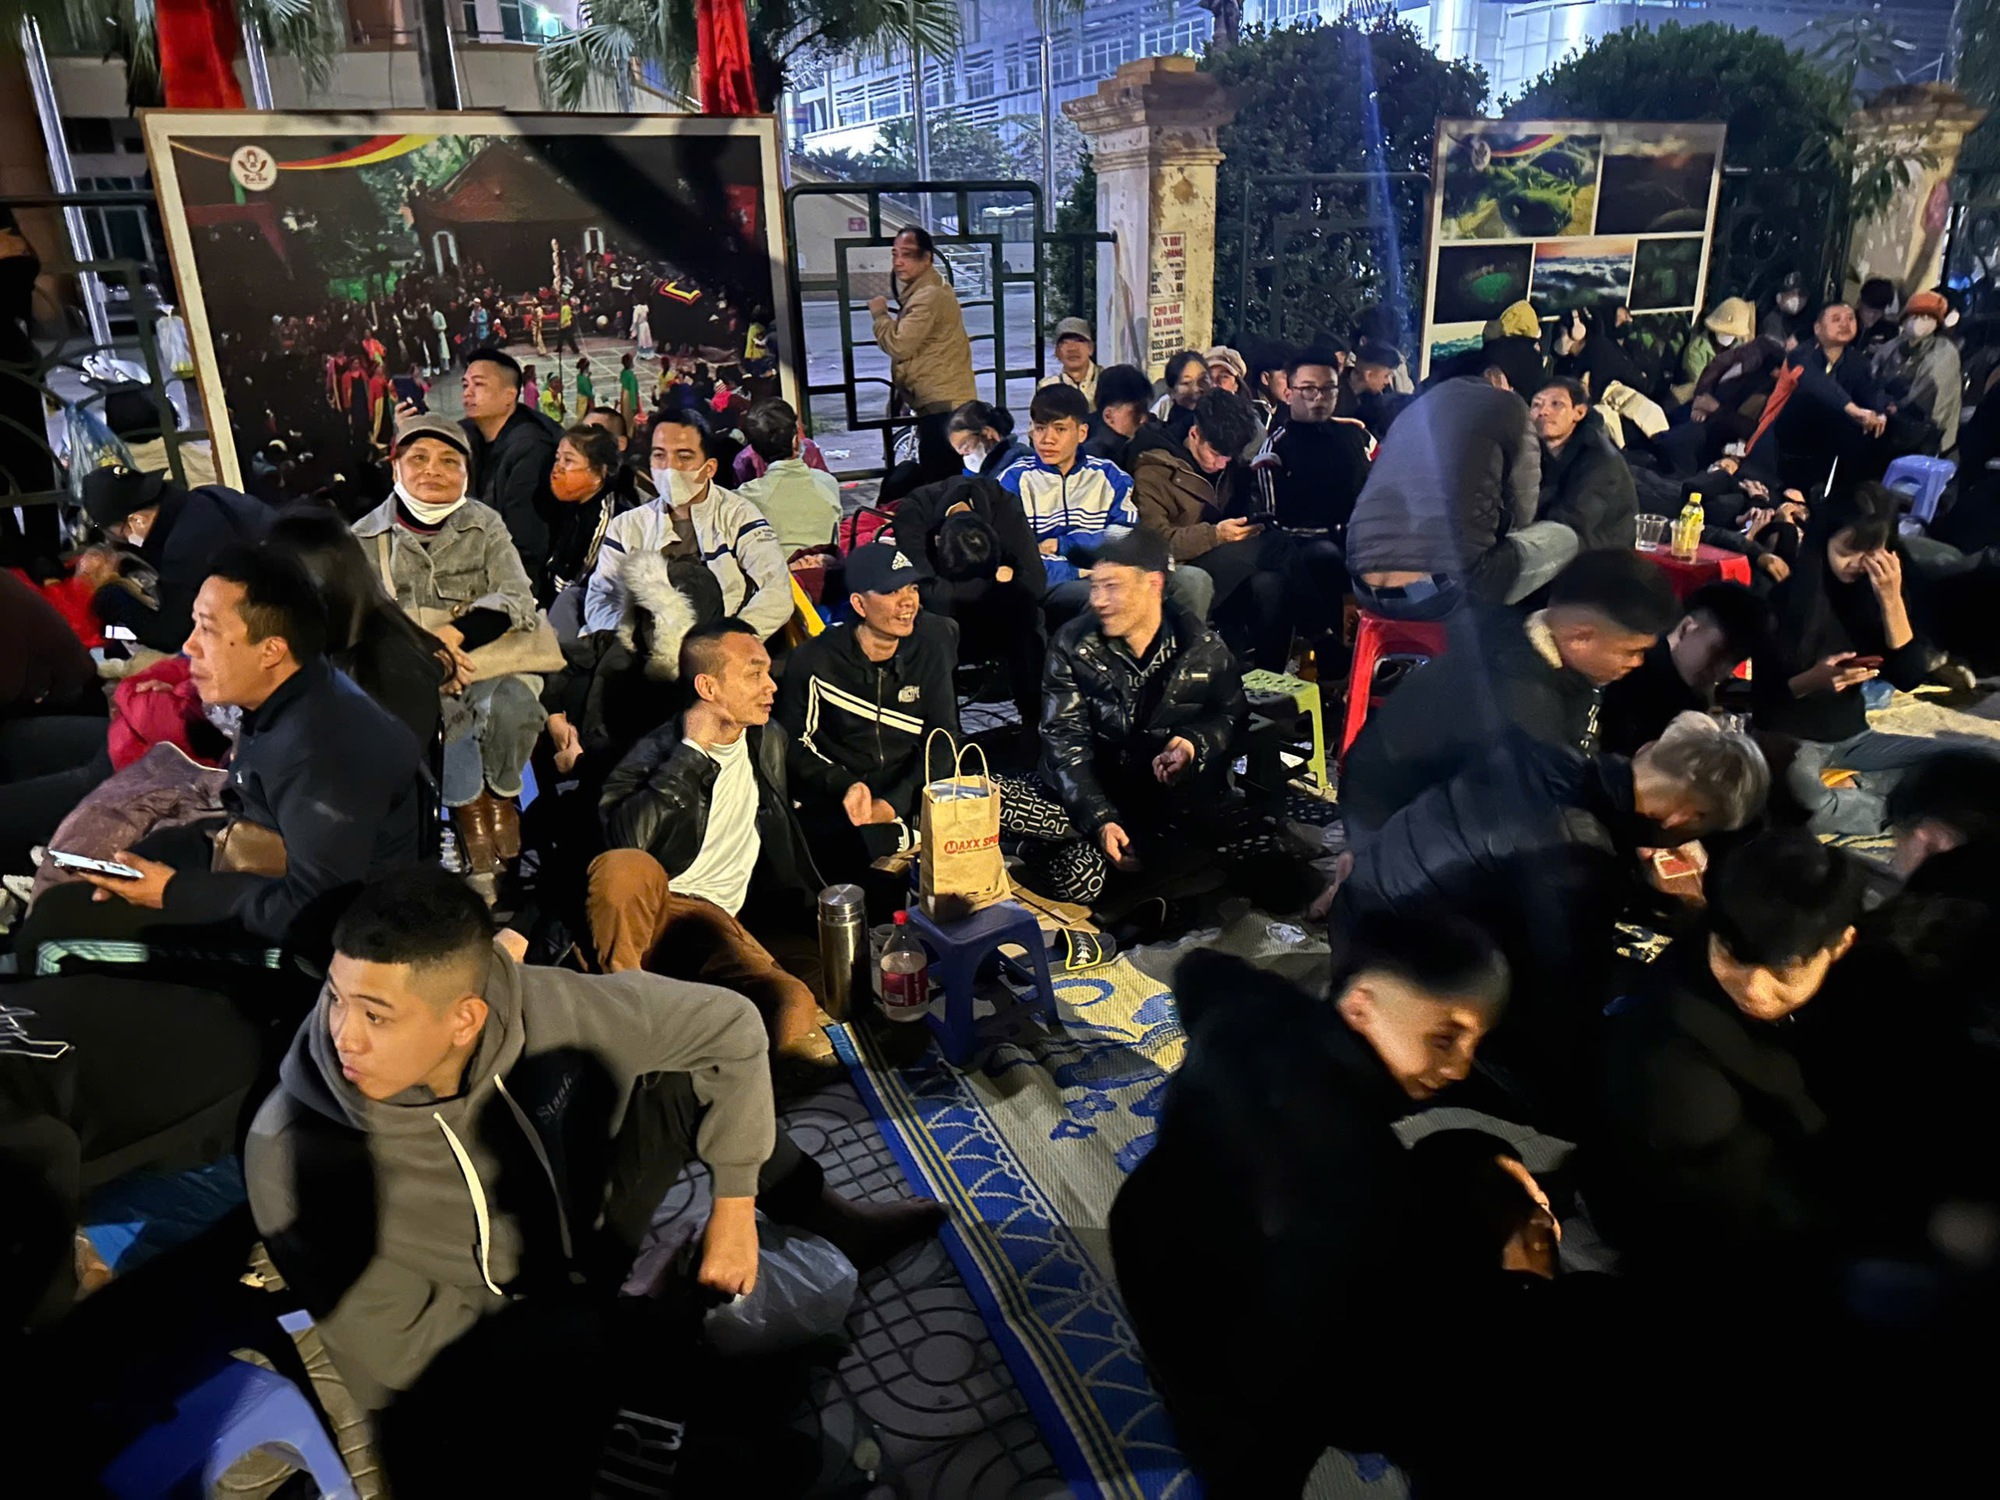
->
[1048, 929, 1120, 973]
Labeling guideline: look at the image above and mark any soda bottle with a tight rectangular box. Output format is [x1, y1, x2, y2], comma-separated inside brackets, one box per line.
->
[879, 910, 930, 1022]
[1674, 491, 1704, 562]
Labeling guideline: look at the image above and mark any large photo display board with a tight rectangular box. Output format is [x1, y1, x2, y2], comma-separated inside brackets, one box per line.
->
[142, 110, 794, 494]
[1421, 119, 1728, 377]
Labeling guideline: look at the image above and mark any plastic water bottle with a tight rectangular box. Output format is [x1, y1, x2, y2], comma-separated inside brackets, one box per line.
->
[1673, 491, 1705, 561]
[879, 911, 930, 1023]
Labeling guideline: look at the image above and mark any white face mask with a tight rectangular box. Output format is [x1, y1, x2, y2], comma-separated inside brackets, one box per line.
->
[655, 466, 708, 507]
[1779, 295, 1805, 314]
[394, 478, 467, 526]
[1714, 332, 1739, 348]
[1905, 316, 1938, 341]
[961, 443, 990, 473]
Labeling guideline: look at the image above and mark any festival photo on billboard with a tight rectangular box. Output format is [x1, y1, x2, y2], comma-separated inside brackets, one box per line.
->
[1437, 125, 1601, 241]
[142, 111, 793, 495]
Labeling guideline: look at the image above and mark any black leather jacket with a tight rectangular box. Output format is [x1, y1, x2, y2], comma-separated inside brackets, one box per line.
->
[599, 717, 819, 902]
[1039, 606, 1247, 832]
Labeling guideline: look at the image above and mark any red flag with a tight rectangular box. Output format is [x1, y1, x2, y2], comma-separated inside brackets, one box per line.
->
[157, 0, 246, 109]
[695, 0, 759, 115]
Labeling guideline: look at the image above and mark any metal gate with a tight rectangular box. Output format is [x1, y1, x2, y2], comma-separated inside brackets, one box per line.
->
[1710, 166, 1852, 308]
[782, 179, 1110, 482]
[1226, 171, 1430, 351]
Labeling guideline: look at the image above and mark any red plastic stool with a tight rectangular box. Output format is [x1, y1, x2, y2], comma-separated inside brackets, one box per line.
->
[1339, 612, 1449, 764]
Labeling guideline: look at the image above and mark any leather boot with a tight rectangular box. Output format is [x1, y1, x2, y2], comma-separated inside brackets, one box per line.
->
[453, 801, 499, 875]
[489, 793, 522, 862]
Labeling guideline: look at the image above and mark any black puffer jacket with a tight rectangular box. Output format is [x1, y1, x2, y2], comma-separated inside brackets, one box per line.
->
[1536, 412, 1637, 551]
[599, 717, 819, 902]
[463, 404, 562, 593]
[1040, 606, 1247, 833]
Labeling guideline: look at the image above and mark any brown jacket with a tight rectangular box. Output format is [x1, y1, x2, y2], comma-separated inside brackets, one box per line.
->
[871, 265, 978, 414]
[1132, 447, 1223, 561]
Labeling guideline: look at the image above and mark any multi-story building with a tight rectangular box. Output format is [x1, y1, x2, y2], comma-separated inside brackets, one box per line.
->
[783, 0, 1957, 166]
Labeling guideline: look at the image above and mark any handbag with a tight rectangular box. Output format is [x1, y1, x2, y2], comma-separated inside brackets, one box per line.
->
[212, 819, 288, 877]
[918, 729, 1011, 920]
[373, 531, 566, 681]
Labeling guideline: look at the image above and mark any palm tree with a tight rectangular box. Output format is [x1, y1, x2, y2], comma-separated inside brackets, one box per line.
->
[2, 0, 345, 103]
[537, 0, 961, 113]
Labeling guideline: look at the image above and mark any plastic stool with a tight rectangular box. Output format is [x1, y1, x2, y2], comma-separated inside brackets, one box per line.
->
[102, 1355, 358, 1500]
[1340, 613, 1449, 763]
[905, 900, 1059, 1066]
[1883, 454, 1956, 530]
[1242, 669, 1329, 791]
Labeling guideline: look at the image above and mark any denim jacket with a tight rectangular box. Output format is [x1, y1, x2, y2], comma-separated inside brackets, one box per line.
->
[353, 498, 539, 632]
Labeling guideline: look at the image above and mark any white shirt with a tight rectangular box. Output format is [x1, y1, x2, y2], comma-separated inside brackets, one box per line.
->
[672, 735, 760, 915]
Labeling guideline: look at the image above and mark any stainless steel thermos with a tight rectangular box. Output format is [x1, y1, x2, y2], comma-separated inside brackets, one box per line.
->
[817, 883, 869, 1021]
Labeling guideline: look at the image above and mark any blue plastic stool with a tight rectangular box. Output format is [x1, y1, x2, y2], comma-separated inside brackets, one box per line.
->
[905, 900, 1059, 1065]
[102, 1355, 358, 1499]
[1883, 454, 1956, 531]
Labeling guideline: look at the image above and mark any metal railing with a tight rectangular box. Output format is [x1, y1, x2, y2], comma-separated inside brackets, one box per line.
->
[1227, 170, 1429, 350]
[0, 192, 210, 515]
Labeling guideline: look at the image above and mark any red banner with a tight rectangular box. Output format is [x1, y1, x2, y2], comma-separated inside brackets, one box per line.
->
[695, 0, 758, 116]
[158, 0, 246, 109]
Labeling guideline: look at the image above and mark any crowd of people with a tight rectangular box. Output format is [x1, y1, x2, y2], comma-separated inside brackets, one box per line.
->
[5, 210, 2000, 1496]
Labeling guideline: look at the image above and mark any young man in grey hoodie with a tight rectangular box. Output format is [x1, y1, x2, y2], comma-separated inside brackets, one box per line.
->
[246, 865, 940, 1488]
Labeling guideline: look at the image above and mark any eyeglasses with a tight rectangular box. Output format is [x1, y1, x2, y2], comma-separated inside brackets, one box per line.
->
[1291, 383, 1333, 397]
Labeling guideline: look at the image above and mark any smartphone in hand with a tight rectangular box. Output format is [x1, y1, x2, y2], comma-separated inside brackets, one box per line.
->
[49, 850, 142, 879]
[392, 376, 428, 413]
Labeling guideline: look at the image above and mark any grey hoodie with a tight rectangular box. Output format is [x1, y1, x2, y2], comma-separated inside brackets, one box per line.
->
[245, 946, 774, 1410]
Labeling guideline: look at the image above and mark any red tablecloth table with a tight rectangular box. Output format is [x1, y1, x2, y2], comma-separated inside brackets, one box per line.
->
[1638, 543, 1753, 600]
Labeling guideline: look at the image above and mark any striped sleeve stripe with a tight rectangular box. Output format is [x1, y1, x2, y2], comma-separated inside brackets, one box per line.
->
[811, 676, 927, 737]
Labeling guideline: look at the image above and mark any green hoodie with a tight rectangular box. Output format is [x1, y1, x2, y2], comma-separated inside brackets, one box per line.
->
[245, 945, 774, 1410]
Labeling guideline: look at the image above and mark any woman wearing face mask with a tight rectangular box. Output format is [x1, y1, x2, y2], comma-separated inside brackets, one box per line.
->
[353, 413, 543, 881]
[1672, 297, 1756, 405]
[1759, 271, 1816, 348]
[1872, 290, 1960, 455]
[1550, 307, 1644, 401]
[544, 424, 624, 607]
[946, 400, 1025, 478]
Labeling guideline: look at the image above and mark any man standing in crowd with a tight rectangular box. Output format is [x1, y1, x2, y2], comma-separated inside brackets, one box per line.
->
[1038, 317, 1100, 404]
[244, 867, 941, 1493]
[28, 545, 422, 962]
[1253, 347, 1376, 538]
[1776, 302, 1887, 486]
[736, 397, 840, 555]
[585, 411, 793, 643]
[591, 620, 834, 1072]
[1346, 337, 1575, 618]
[456, 348, 562, 595]
[73, 464, 272, 654]
[1530, 377, 1637, 552]
[1341, 550, 1680, 840]
[774, 543, 960, 889]
[1000, 529, 1246, 905]
[868, 227, 978, 481]
[1599, 582, 1768, 756]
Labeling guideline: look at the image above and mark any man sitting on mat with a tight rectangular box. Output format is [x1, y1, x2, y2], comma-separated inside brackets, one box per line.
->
[998, 527, 1246, 908]
[589, 619, 835, 1078]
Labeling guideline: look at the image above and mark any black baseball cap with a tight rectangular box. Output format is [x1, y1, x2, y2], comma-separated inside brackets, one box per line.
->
[846, 541, 925, 595]
[81, 463, 170, 527]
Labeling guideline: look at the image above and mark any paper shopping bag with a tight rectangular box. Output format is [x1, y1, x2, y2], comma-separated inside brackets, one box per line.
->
[919, 730, 1011, 921]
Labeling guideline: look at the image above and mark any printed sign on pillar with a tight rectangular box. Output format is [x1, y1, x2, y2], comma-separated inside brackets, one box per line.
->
[1146, 231, 1187, 374]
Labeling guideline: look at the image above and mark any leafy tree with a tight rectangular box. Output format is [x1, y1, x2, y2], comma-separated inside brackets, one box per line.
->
[539, 0, 959, 113]
[1046, 153, 1098, 328]
[1206, 18, 1487, 348]
[1506, 22, 1847, 172]
[6, 0, 345, 104]
[1953, 0, 2000, 173]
